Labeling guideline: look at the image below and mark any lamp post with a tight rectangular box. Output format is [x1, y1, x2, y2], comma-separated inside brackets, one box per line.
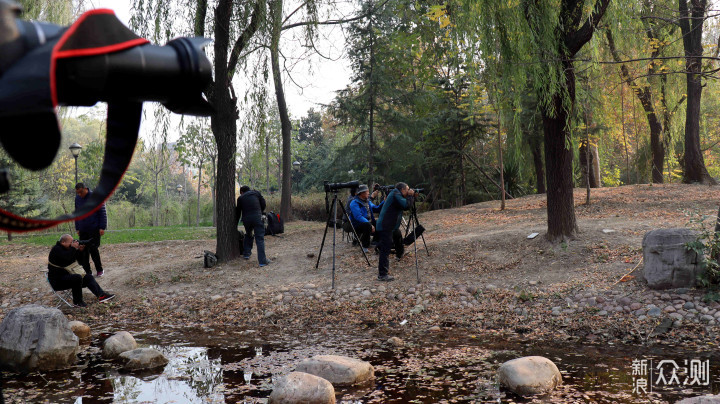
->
[69, 143, 82, 184]
[292, 160, 301, 192]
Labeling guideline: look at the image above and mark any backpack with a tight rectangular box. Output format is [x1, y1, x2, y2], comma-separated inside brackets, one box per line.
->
[203, 250, 217, 268]
[265, 211, 284, 235]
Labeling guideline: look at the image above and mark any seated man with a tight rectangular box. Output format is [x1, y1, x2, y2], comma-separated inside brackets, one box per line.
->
[48, 234, 115, 307]
[349, 184, 383, 253]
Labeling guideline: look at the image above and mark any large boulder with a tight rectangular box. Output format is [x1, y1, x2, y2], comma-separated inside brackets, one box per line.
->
[677, 395, 720, 404]
[118, 348, 168, 371]
[102, 331, 137, 359]
[269, 372, 335, 404]
[497, 356, 562, 396]
[295, 355, 374, 386]
[643, 229, 703, 289]
[0, 305, 78, 372]
[68, 321, 91, 340]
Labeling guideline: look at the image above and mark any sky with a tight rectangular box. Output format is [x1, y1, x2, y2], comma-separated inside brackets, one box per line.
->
[85, 0, 352, 120]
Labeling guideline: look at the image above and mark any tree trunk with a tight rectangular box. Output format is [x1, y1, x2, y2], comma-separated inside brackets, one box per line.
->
[368, 17, 375, 185]
[211, 157, 217, 227]
[542, 60, 578, 240]
[196, 164, 202, 227]
[211, 0, 240, 261]
[606, 29, 665, 184]
[530, 135, 545, 194]
[270, 0, 293, 221]
[679, 0, 716, 184]
[497, 122, 505, 210]
[265, 132, 270, 194]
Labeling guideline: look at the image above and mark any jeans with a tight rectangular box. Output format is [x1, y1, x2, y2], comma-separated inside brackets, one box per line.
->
[78, 229, 103, 275]
[49, 272, 105, 304]
[243, 217, 268, 264]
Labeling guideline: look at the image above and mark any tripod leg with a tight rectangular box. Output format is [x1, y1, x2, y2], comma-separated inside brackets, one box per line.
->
[332, 194, 338, 289]
[412, 214, 420, 283]
[315, 217, 331, 269]
[413, 209, 430, 256]
[338, 201, 371, 266]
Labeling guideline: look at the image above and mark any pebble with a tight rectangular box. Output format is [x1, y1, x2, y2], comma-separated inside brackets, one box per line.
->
[647, 308, 662, 317]
[362, 290, 372, 297]
[630, 303, 642, 310]
[664, 306, 676, 313]
[669, 313, 683, 320]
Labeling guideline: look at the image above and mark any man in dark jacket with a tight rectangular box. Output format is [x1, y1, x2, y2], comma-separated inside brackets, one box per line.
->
[75, 183, 107, 277]
[349, 184, 383, 252]
[48, 234, 115, 307]
[375, 182, 415, 281]
[236, 185, 271, 266]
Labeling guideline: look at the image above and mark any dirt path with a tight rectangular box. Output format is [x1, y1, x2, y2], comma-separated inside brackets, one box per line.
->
[1, 184, 719, 346]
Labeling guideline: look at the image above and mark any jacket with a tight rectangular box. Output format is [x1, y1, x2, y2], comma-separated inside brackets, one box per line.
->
[376, 188, 414, 232]
[47, 241, 81, 279]
[236, 190, 266, 224]
[349, 195, 382, 227]
[75, 190, 107, 233]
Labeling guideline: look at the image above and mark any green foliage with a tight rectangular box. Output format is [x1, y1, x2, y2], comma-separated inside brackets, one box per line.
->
[1, 226, 217, 246]
[685, 211, 720, 289]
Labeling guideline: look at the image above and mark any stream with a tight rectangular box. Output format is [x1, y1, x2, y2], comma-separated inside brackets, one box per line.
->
[2, 324, 718, 403]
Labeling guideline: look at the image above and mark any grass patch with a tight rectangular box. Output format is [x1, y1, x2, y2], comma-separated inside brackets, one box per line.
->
[2, 226, 217, 246]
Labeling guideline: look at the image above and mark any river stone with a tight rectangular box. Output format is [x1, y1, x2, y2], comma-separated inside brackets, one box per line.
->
[295, 355, 374, 386]
[118, 348, 169, 371]
[0, 305, 78, 372]
[642, 229, 703, 289]
[498, 356, 562, 396]
[68, 321, 91, 339]
[269, 371, 335, 404]
[676, 395, 720, 404]
[103, 331, 137, 359]
[387, 337, 405, 347]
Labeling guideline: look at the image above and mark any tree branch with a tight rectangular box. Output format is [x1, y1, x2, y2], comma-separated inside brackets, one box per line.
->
[565, 0, 611, 56]
[227, 0, 266, 83]
[282, 0, 392, 31]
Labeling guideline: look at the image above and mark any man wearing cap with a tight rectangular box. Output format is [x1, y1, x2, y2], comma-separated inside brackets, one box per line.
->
[75, 183, 107, 277]
[375, 182, 415, 281]
[348, 184, 383, 253]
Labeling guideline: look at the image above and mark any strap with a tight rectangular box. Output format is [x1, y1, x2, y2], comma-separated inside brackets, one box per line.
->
[0, 101, 142, 232]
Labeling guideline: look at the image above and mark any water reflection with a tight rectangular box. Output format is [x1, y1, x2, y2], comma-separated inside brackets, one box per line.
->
[101, 346, 224, 404]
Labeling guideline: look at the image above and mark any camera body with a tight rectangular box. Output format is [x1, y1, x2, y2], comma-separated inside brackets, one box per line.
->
[77, 238, 94, 246]
[324, 180, 360, 193]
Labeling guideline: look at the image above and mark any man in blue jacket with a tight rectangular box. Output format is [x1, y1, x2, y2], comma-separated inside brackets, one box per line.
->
[375, 182, 415, 281]
[348, 184, 383, 253]
[75, 183, 107, 277]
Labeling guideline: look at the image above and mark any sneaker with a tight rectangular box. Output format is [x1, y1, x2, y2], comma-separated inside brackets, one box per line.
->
[95, 270, 104, 278]
[362, 248, 369, 254]
[74, 301, 87, 308]
[98, 294, 115, 303]
[259, 260, 271, 267]
[377, 275, 395, 282]
[243, 255, 251, 260]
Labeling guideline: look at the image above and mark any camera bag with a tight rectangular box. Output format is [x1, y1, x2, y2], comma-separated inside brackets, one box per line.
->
[265, 212, 284, 235]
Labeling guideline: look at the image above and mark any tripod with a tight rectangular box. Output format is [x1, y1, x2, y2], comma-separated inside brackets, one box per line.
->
[315, 191, 371, 289]
[402, 200, 429, 282]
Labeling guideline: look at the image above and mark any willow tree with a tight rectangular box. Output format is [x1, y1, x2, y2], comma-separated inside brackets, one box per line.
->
[465, 0, 610, 240]
[132, 0, 265, 261]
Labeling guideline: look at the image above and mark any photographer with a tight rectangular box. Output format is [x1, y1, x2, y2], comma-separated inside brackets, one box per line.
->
[348, 184, 383, 253]
[236, 186, 271, 267]
[48, 234, 115, 307]
[375, 182, 416, 281]
[75, 183, 107, 277]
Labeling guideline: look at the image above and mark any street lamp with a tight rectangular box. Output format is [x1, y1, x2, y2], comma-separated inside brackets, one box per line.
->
[292, 161, 301, 192]
[69, 143, 82, 184]
[176, 184, 183, 194]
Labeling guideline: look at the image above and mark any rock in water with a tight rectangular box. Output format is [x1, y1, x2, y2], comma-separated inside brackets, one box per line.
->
[498, 356, 562, 396]
[269, 372, 335, 404]
[103, 331, 137, 359]
[295, 355, 374, 386]
[119, 348, 169, 371]
[676, 395, 720, 404]
[643, 229, 703, 289]
[0, 305, 78, 372]
[68, 321, 91, 339]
